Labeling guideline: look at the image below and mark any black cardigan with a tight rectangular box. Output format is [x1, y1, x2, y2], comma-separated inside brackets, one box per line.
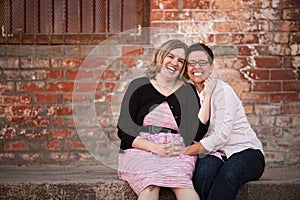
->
[117, 77, 209, 151]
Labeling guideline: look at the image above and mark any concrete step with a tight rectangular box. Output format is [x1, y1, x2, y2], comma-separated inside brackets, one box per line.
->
[0, 165, 299, 200]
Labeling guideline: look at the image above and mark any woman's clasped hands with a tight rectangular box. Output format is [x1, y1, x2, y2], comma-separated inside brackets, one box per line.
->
[153, 142, 187, 157]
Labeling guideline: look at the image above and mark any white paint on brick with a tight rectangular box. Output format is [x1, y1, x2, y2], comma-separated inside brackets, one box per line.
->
[290, 44, 300, 56]
[271, 0, 280, 8]
[239, 45, 259, 90]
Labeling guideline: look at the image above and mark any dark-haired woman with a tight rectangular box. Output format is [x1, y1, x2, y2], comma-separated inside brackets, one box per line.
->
[184, 43, 265, 200]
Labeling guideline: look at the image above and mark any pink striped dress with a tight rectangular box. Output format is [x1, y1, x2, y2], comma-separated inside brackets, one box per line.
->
[118, 102, 197, 195]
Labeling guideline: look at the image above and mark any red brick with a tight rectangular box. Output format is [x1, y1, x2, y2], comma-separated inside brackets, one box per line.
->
[66, 93, 91, 104]
[150, 22, 179, 31]
[226, 10, 251, 20]
[253, 9, 280, 20]
[62, 58, 83, 69]
[290, 32, 300, 43]
[165, 11, 191, 20]
[182, 21, 212, 33]
[34, 93, 61, 104]
[275, 116, 291, 127]
[3, 70, 20, 81]
[66, 118, 76, 127]
[243, 34, 259, 44]
[0, 82, 15, 92]
[3, 95, 32, 105]
[100, 70, 120, 80]
[47, 106, 73, 116]
[193, 11, 224, 20]
[50, 58, 62, 68]
[74, 81, 98, 92]
[23, 116, 50, 127]
[150, 11, 164, 21]
[66, 70, 94, 80]
[270, 93, 298, 103]
[17, 82, 46, 92]
[13, 105, 41, 116]
[243, 105, 253, 114]
[151, 0, 178, 9]
[118, 57, 136, 68]
[283, 8, 300, 20]
[45, 141, 60, 151]
[241, 69, 270, 80]
[271, 70, 298, 80]
[291, 116, 300, 126]
[122, 46, 144, 56]
[68, 141, 85, 150]
[49, 129, 72, 139]
[283, 81, 300, 91]
[255, 57, 281, 68]
[274, 32, 289, 43]
[0, 58, 19, 68]
[282, 103, 300, 114]
[47, 69, 63, 79]
[273, 21, 299, 32]
[52, 117, 65, 126]
[238, 46, 252, 56]
[0, 128, 15, 139]
[215, 34, 230, 44]
[213, 22, 239, 32]
[253, 81, 281, 92]
[240, 21, 270, 32]
[4, 141, 29, 151]
[7, 117, 22, 124]
[104, 82, 117, 92]
[212, 0, 240, 9]
[183, 0, 209, 9]
[20, 58, 50, 69]
[282, 57, 292, 68]
[24, 130, 47, 139]
[80, 57, 108, 68]
[47, 82, 74, 92]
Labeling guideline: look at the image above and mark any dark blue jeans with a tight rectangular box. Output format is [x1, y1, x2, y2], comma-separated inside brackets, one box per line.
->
[192, 149, 265, 200]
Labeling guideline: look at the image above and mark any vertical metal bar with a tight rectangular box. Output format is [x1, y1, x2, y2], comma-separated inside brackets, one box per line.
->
[78, 0, 82, 33]
[120, 0, 123, 32]
[92, 0, 95, 33]
[37, 0, 40, 33]
[106, 0, 109, 34]
[9, 0, 12, 34]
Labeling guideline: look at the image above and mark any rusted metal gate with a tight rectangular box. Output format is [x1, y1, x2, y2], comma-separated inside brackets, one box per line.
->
[0, 0, 149, 44]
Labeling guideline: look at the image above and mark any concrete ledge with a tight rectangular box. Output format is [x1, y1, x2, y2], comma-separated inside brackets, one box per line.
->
[0, 165, 299, 200]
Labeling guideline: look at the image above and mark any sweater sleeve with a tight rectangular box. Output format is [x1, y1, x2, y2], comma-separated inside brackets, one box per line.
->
[117, 79, 143, 151]
[189, 84, 209, 142]
[176, 83, 209, 145]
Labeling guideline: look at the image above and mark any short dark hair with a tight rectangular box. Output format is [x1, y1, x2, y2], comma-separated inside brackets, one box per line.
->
[187, 43, 214, 64]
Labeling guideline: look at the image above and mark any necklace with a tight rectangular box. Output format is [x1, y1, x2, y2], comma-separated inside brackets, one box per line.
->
[152, 78, 182, 96]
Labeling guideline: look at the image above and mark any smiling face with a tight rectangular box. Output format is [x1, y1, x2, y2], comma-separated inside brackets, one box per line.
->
[160, 48, 186, 79]
[187, 50, 213, 84]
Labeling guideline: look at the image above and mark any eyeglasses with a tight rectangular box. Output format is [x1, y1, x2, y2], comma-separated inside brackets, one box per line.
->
[187, 60, 210, 67]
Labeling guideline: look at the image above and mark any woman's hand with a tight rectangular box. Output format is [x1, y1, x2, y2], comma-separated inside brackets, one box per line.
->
[203, 76, 216, 98]
[184, 142, 206, 156]
[153, 143, 186, 157]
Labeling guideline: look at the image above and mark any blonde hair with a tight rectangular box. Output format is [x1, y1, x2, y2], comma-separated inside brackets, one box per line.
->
[146, 39, 188, 79]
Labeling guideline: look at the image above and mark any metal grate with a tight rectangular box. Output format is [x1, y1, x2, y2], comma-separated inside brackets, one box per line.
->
[0, 0, 148, 44]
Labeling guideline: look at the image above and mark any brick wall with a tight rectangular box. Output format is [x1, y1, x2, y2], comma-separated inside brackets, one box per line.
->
[0, 0, 299, 166]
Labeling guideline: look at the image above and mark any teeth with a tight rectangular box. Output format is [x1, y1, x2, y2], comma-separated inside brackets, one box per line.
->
[166, 66, 176, 72]
[193, 72, 202, 76]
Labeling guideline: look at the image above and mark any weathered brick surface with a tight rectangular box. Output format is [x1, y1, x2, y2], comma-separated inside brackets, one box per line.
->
[0, 0, 299, 166]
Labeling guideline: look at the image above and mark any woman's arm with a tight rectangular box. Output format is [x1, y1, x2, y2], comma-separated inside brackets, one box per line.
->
[198, 76, 216, 124]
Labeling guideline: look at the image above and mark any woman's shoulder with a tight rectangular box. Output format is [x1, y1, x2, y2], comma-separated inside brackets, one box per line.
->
[127, 76, 151, 89]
